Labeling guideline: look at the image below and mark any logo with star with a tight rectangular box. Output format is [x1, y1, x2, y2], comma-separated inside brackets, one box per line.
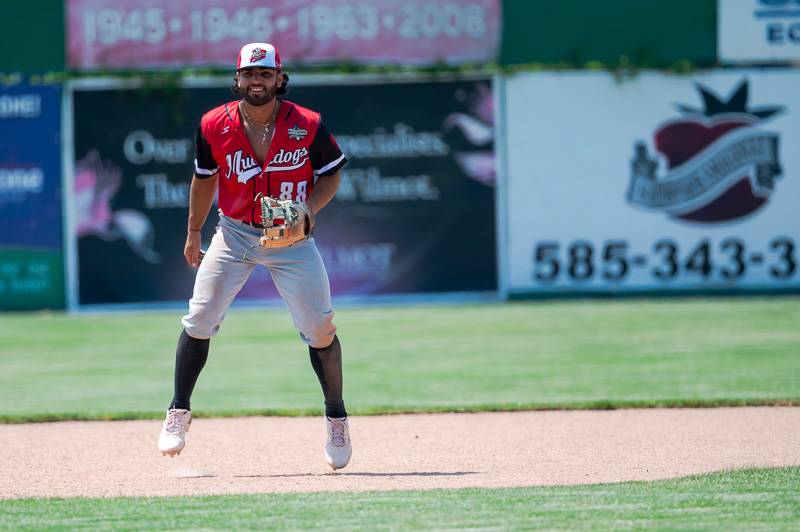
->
[626, 79, 785, 223]
[288, 124, 308, 141]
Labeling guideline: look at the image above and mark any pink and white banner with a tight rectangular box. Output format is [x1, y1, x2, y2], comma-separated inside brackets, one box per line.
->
[67, 0, 500, 69]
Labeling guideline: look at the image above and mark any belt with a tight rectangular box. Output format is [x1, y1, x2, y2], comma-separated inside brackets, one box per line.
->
[241, 220, 265, 229]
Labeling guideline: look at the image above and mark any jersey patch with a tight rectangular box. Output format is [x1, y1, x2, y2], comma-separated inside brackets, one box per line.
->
[288, 124, 308, 141]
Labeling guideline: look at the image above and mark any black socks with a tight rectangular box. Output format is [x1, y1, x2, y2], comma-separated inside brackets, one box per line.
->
[168, 329, 345, 418]
[169, 329, 210, 411]
[309, 335, 347, 419]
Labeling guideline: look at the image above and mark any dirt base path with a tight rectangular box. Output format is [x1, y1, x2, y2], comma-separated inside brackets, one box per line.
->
[2, 407, 798, 499]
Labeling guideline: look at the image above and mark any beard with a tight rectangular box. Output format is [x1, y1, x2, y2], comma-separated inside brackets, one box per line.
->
[242, 84, 277, 107]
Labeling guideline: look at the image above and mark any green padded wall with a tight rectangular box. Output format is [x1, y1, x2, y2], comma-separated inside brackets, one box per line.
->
[1, 0, 65, 74]
[501, 0, 717, 66]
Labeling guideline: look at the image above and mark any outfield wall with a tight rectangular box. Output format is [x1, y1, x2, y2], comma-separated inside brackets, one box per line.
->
[498, 69, 800, 297]
[10, 70, 800, 310]
[3, 1, 800, 310]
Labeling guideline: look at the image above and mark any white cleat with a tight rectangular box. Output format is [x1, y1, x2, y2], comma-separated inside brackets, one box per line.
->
[324, 416, 352, 470]
[158, 408, 191, 457]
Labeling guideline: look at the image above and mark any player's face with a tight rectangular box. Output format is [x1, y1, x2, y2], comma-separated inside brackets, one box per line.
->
[238, 68, 280, 106]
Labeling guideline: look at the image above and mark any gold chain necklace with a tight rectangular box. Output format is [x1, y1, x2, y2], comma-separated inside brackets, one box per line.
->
[240, 100, 280, 144]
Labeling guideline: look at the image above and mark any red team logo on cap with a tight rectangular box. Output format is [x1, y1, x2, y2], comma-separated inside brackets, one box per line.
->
[250, 47, 267, 63]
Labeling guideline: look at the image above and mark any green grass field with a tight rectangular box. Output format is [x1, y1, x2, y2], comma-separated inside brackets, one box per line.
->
[0, 298, 798, 421]
[1, 468, 798, 530]
[2, 297, 798, 529]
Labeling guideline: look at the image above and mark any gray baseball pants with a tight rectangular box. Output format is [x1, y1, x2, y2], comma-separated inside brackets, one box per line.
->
[181, 214, 336, 348]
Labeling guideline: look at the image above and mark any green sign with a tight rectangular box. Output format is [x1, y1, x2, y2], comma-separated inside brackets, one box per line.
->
[0, 249, 65, 311]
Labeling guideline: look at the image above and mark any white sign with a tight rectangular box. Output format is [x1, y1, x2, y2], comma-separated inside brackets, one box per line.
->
[501, 70, 800, 296]
[719, 0, 800, 63]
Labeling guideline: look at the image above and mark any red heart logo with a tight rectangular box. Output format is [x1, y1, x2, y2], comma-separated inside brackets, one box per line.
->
[656, 119, 746, 168]
[653, 119, 766, 222]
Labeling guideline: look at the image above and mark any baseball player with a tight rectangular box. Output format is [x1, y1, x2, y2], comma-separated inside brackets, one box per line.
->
[157, 43, 351, 470]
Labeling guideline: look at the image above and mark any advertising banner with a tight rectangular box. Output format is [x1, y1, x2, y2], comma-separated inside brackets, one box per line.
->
[719, 0, 800, 63]
[0, 84, 64, 310]
[72, 86, 215, 305]
[67, 0, 500, 69]
[502, 70, 800, 296]
[72, 77, 496, 305]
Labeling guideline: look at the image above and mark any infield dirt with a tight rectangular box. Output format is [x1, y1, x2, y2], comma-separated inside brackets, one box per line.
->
[2, 407, 798, 499]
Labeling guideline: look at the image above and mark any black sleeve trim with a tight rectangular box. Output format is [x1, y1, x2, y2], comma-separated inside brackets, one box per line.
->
[194, 126, 218, 178]
[310, 120, 347, 176]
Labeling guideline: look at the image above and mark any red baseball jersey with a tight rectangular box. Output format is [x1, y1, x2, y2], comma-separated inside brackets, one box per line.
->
[194, 99, 347, 224]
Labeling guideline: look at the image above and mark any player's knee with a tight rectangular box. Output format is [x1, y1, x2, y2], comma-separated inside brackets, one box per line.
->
[181, 307, 223, 340]
[181, 319, 218, 340]
[303, 311, 337, 348]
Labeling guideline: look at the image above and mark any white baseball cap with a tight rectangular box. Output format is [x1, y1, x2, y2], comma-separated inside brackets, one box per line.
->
[236, 43, 282, 70]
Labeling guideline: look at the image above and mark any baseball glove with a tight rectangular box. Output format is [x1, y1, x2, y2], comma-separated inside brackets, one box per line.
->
[257, 195, 315, 248]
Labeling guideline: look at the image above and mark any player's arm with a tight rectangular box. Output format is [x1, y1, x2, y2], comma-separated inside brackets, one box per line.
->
[307, 120, 347, 215]
[183, 175, 217, 268]
[306, 171, 339, 215]
[184, 174, 217, 268]
[187, 175, 218, 232]
[185, 126, 219, 267]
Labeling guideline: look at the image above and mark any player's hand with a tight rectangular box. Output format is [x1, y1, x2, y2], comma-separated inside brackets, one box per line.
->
[184, 231, 203, 268]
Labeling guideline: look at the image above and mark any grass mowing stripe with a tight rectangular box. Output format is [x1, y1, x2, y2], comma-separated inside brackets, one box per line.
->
[1, 298, 799, 417]
[1, 468, 798, 530]
[1, 397, 799, 424]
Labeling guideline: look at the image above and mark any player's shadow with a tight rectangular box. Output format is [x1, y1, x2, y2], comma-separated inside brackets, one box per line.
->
[236, 471, 479, 478]
[336, 471, 480, 478]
